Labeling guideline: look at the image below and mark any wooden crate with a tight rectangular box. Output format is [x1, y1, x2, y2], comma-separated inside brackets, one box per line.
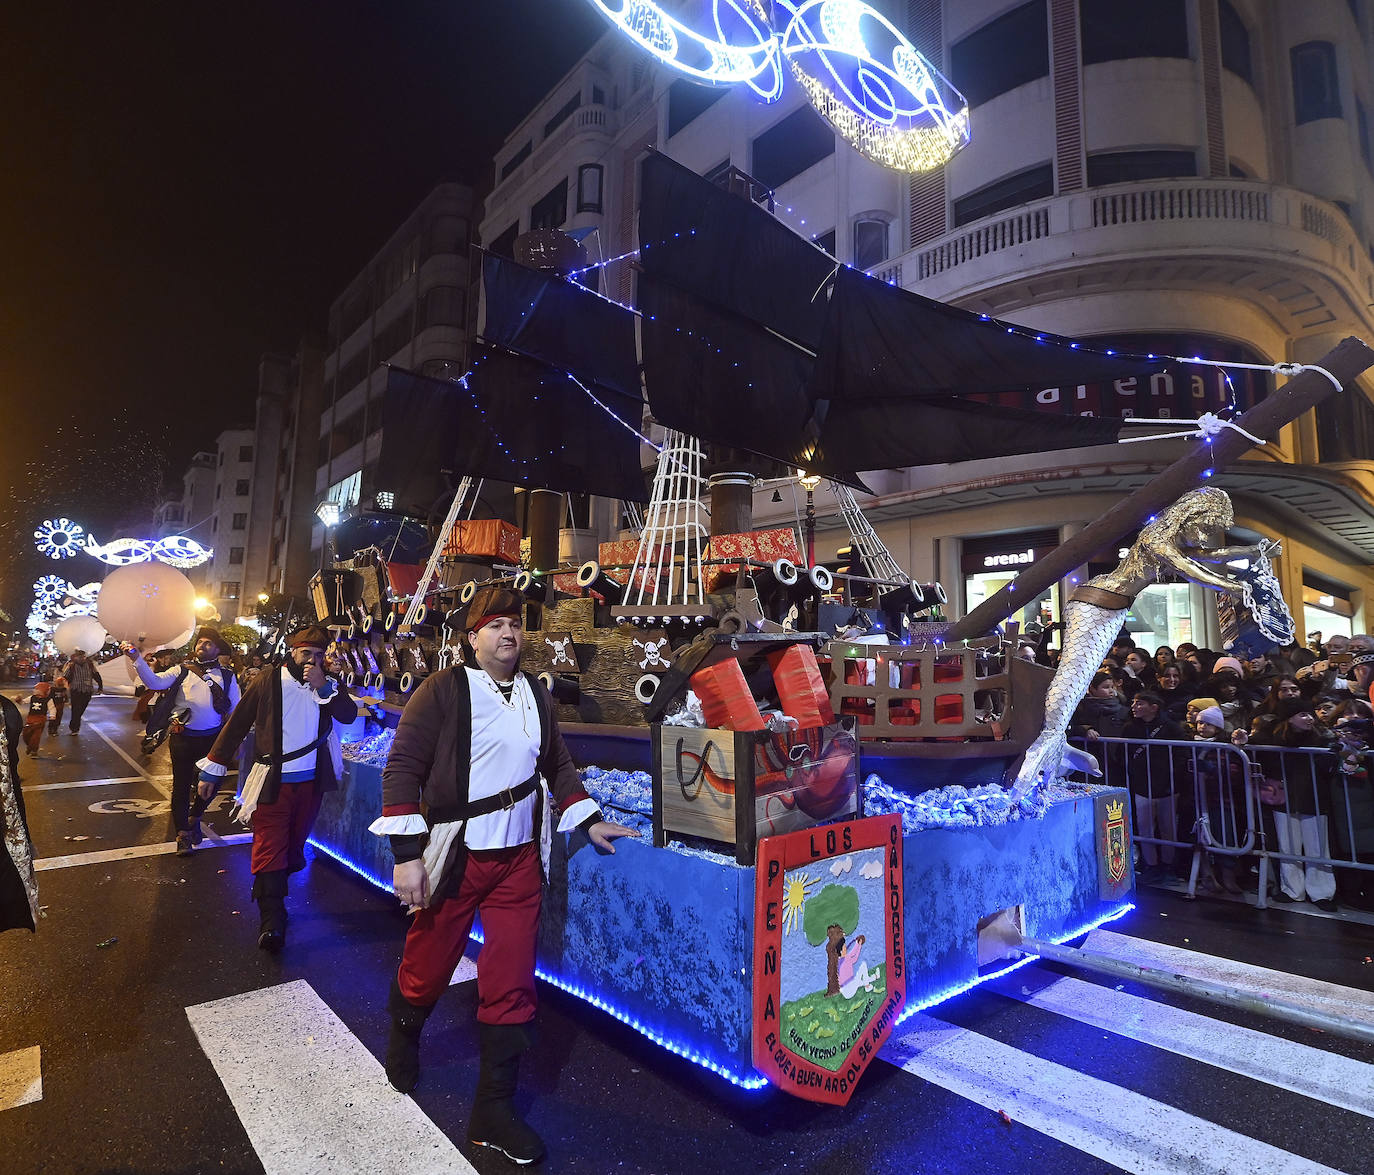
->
[651, 719, 860, 865]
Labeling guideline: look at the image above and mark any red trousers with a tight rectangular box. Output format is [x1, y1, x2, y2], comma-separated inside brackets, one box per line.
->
[397, 841, 542, 1023]
[22, 717, 44, 755]
[250, 779, 324, 876]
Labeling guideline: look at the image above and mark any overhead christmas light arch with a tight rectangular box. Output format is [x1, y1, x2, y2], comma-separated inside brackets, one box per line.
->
[83, 534, 215, 568]
[583, 0, 969, 172]
[585, 0, 784, 99]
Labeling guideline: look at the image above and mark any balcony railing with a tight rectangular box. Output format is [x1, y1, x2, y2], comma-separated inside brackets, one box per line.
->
[909, 179, 1374, 306]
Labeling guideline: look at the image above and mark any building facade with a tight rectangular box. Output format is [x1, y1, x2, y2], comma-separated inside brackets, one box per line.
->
[313, 182, 476, 563]
[478, 0, 1374, 647]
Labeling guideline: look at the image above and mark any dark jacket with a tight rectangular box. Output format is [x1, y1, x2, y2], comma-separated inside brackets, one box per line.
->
[1069, 696, 1130, 741]
[1121, 714, 1189, 797]
[206, 666, 357, 806]
[1251, 726, 1336, 817]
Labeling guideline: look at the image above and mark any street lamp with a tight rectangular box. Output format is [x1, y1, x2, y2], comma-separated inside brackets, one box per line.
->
[796, 470, 822, 566]
[316, 499, 341, 571]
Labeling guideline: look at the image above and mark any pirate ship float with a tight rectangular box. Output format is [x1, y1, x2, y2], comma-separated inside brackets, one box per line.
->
[306, 152, 1374, 1102]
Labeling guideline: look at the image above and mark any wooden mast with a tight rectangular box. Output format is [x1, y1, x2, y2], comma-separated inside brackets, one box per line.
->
[946, 335, 1374, 641]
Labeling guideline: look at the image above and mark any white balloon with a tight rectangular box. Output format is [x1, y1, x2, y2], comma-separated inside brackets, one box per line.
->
[53, 615, 109, 657]
[156, 626, 195, 652]
[96, 562, 197, 648]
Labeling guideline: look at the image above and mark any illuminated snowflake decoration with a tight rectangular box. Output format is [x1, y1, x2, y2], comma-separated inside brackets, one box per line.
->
[34, 575, 68, 601]
[34, 517, 86, 559]
[584, 0, 969, 172]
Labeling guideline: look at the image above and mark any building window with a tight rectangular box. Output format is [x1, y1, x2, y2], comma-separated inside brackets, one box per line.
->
[421, 285, 466, 329]
[229, 547, 244, 565]
[950, 1, 1048, 108]
[1218, 1, 1252, 85]
[1315, 382, 1374, 461]
[235, 479, 250, 496]
[1359, 98, 1372, 170]
[238, 445, 253, 462]
[499, 141, 531, 182]
[577, 164, 604, 213]
[1080, 0, 1189, 65]
[952, 163, 1053, 227]
[1086, 149, 1197, 186]
[215, 485, 221, 500]
[232, 513, 247, 530]
[751, 105, 835, 191]
[221, 582, 240, 599]
[212, 517, 218, 533]
[530, 179, 568, 231]
[667, 78, 728, 137]
[1292, 42, 1342, 124]
[543, 91, 582, 138]
[852, 217, 890, 270]
[218, 451, 224, 466]
[592, 84, 605, 105]
[813, 228, 836, 256]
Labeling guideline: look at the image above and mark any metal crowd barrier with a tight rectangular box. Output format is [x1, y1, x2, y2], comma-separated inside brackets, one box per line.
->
[1072, 736, 1374, 909]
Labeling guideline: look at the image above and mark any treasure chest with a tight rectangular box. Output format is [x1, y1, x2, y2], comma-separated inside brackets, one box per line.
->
[443, 519, 522, 564]
[650, 718, 860, 865]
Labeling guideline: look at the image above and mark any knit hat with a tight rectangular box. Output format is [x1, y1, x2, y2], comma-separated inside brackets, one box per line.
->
[464, 586, 523, 635]
[1212, 656, 1244, 677]
[1351, 651, 1374, 672]
[286, 624, 331, 650]
[1196, 706, 1225, 729]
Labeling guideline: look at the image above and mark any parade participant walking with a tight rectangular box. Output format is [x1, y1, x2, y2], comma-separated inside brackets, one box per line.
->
[126, 629, 241, 855]
[371, 585, 637, 1165]
[60, 649, 101, 733]
[195, 625, 356, 952]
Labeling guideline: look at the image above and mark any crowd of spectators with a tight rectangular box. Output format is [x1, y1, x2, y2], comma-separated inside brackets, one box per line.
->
[1069, 631, 1374, 913]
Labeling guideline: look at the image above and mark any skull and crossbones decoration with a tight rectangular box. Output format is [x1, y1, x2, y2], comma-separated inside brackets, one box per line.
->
[544, 632, 579, 672]
[633, 633, 671, 670]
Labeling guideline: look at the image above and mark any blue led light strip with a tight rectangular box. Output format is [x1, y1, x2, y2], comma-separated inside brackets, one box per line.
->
[308, 833, 1133, 1092]
[893, 901, 1136, 1026]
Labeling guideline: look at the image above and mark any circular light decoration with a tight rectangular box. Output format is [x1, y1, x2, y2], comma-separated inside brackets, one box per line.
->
[584, 1, 784, 100]
[34, 575, 68, 602]
[777, 1, 969, 172]
[34, 517, 86, 559]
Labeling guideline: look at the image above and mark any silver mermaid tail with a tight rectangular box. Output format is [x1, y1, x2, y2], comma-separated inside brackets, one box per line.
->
[1010, 599, 1124, 802]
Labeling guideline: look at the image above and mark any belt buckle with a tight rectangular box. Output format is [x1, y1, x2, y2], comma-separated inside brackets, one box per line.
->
[499, 786, 518, 810]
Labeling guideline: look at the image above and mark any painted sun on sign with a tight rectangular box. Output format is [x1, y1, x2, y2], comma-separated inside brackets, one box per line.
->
[585, 0, 970, 173]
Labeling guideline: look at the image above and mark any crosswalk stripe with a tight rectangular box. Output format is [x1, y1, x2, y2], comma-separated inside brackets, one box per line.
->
[1084, 930, 1374, 1025]
[993, 969, 1374, 1117]
[34, 834, 252, 871]
[883, 1013, 1349, 1175]
[0, 1047, 42, 1111]
[25, 774, 171, 792]
[92, 727, 170, 799]
[187, 980, 477, 1175]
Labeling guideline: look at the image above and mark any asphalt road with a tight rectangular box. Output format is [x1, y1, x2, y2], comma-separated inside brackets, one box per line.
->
[2, 692, 1373, 1174]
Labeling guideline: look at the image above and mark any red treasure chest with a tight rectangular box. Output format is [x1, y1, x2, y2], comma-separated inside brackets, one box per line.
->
[690, 659, 765, 732]
[443, 519, 522, 564]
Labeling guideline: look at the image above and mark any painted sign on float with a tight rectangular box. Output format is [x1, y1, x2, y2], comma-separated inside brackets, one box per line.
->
[752, 813, 904, 1104]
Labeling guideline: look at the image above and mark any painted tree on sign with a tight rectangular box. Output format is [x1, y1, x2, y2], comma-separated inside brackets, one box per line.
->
[803, 884, 859, 996]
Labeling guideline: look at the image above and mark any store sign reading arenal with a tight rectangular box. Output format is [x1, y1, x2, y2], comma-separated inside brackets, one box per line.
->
[753, 813, 905, 1105]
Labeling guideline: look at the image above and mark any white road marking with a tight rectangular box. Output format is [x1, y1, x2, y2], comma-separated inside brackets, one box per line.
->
[0, 1047, 42, 1111]
[25, 774, 172, 792]
[1084, 929, 1374, 1026]
[34, 834, 252, 871]
[187, 980, 478, 1175]
[92, 726, 170, 800]
[883, 1014, 1348, 1174]
[995, 970, 1374, 1117]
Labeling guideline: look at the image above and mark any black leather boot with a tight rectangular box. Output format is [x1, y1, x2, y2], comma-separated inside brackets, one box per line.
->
[468, 1022, 545, 1165]
[386, 975, 436, 1093]
[251, 869, 288, 952]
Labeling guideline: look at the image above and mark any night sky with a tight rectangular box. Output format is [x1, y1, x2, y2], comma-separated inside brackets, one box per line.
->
[0, 1, 607, 625]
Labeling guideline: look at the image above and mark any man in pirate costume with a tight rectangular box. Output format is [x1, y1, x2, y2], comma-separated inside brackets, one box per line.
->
[371, 585, 636, 1166]
[196, 624, 357, 951]
[126, 627, 241, 855]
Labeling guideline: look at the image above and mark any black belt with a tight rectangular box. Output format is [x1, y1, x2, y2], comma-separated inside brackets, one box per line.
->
[429, 774, 538, 824]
